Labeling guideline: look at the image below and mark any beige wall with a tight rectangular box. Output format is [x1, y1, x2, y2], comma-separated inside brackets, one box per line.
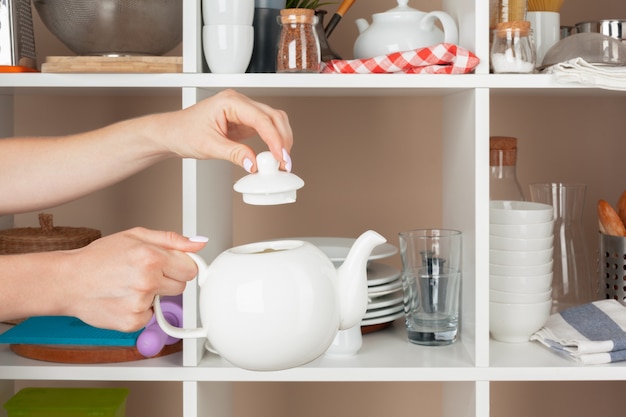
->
[12, 0, 626, 416]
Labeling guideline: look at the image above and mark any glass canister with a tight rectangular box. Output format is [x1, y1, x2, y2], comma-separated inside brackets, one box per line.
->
[491, 21, 536, 73]
[529, 183, 594, 313]
[276, 8, 321, 73]
[489, 136, 525, 201]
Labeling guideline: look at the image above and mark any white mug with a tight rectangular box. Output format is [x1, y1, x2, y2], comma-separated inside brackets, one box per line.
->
[203, 25, 254, 74]
[202, 0, 254, 25]
[527, 11, 560, 67]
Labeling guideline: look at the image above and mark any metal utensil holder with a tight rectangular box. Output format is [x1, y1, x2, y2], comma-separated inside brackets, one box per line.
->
[0, 0, 37, 69]
[599, 233, 626, 305]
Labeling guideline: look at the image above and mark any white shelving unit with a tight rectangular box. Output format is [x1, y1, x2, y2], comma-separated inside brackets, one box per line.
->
[1, 0, 624, 416]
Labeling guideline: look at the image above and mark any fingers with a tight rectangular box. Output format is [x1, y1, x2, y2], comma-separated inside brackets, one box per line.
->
[212, 90, 294, 172]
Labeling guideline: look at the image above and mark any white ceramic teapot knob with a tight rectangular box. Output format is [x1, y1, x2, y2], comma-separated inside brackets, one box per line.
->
[233, 151, 304, 205]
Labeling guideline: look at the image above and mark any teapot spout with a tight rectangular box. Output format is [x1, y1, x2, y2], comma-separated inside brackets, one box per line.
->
[337, 230, 387, 330]
[355, 18, 370, 34]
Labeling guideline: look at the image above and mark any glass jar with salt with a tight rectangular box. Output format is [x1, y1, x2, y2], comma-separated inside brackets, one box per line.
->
[491, 21, 536, 73]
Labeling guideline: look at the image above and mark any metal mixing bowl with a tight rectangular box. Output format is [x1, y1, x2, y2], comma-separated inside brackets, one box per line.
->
[33, 0, 183, 56]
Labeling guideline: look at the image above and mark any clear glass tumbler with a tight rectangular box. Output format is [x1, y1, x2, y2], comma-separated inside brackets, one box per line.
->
[529, 183, 594, 313]
[399, 229, 462, 346]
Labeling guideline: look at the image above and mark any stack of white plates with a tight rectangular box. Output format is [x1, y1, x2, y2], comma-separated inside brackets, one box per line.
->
[297, 237, 402, 333]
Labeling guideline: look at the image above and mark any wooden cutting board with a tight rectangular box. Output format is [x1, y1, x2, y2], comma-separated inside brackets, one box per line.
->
[41, 56, 182, 73]
[10, 341, 182, 363]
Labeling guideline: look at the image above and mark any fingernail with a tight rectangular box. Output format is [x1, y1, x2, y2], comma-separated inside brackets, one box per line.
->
[282, 148, 292, 172]
[189, 235, 209, 243]
[243, 158, 253, 173]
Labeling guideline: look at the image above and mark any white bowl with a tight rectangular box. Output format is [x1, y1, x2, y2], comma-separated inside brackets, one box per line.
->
[490, 220, 554, 239]
[489, 273, 553, 293]
[490, 247, 553, 266]
[490, 200, 554, 225]
[490, 261, 553, 277]
[490, 299, 552, 343]
[490, 288, 552, 304]
[490, 234, 554, 251]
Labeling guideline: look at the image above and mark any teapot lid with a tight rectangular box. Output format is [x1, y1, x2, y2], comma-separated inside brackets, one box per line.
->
[386, 0, 418, 13]
[233, 151, 304, 205]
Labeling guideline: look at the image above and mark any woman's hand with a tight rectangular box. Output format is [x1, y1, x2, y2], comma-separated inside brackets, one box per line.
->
[56, 228, 207, 332]
[155, 89, 294, 173]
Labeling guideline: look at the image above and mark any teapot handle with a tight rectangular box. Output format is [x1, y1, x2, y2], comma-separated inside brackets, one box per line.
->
[422, 11, 459, 45]
[153, 252, 209, 340]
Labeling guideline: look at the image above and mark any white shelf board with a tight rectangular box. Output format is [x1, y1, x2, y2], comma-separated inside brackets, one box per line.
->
[0, 73, 623, 97]
[189, 322, 478, 382]
[489, 339, 626, 381]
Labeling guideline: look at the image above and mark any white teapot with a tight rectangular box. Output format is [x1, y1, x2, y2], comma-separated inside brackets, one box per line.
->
[353, 0, 459, 59]
[154, 230, 386, 371]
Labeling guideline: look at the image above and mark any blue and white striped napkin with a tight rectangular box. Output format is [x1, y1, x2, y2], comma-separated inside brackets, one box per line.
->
[530, 300, 626, 365]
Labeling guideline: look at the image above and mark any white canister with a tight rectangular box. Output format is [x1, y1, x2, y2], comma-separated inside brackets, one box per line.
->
[527, 11, 560, 67]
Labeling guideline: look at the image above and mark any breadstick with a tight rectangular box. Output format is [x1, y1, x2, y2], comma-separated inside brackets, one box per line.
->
[598, 199, 626, 236]
[617, 190, 626, 229]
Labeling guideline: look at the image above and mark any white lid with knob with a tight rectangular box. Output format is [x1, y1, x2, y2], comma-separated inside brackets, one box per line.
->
[233, 151, 304, 205]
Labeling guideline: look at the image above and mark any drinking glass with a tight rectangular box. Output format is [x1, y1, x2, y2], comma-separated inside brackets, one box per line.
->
[399, 229, 462, 346]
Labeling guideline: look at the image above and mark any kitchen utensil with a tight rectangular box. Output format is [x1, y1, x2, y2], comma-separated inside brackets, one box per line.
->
[324, 0, 356, 38]
[575, 20, 626, 42]
[490, 234, 554, 251]
[489, 272, 553, 294]
[490, 260, 553, 277]
[599, 233, 626, 304]
[530, 183, 594, 313]
[276, 8, 320, 73]
[490, 247, 554, 266]
[202, 0, 254, 25]
[32, 0, 182, 56]
[0, 0, 36, 70]
[203, 24, 254, 73]
[247, 0, 286, 73]
[489, 299, 551, 342]
[353, 0, 458, 59]
[527, 11, 560, 67]
[290, 236, 398, 266]
[490, 201, 554, 225]
[136, 295, 182, 358]
[489, 136, 525, 201]
[234, 151, 304, 204]
[540, 32, 626, 69]
[399, 229, 462, 346]
[490, 220, 554, 239]
[154, 230, 386, 371]
[490, 288, 552, 304]
[491, 22, 536, 74]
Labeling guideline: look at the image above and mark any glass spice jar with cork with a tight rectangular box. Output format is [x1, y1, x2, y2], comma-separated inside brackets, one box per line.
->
[276, 8, 321, 73]
[489, 136, 525, 201]
[491, 20, 536, 73]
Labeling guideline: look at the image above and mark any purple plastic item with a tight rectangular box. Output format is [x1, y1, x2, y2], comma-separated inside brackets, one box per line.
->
[137, 295, 182, 357]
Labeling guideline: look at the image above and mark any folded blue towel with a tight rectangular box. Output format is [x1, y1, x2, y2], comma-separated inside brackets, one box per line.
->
[530, 300, 626, 364]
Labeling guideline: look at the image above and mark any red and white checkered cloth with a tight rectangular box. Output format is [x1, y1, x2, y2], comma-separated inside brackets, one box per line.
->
[321, 43, 480, 74]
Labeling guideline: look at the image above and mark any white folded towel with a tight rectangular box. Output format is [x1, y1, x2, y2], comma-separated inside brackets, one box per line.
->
[543, 57, 626, 91]
[530, 299, 626, 365]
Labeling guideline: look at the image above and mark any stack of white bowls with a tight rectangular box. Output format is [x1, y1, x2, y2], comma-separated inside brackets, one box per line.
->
[202, 0, 255, 73]
[489, 200, 554, 343]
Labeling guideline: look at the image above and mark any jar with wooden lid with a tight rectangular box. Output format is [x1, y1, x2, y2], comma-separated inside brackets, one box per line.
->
[489, 136, 525, 201]
[276, 8, 320, 73]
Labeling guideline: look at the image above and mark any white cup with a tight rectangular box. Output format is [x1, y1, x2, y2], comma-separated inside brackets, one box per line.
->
[202, 0, 254, 25]
[203, 25, 254, 74]
[527, 11, 561, 67]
